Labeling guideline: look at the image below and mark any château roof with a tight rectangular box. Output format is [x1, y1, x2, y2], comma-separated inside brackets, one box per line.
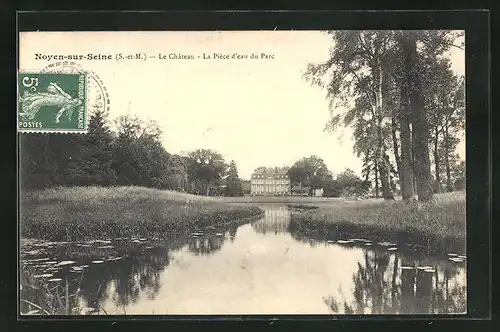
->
[251, 166, 290, 179]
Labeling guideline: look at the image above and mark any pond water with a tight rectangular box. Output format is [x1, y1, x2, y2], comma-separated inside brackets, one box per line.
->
[20, 204, 466, 315]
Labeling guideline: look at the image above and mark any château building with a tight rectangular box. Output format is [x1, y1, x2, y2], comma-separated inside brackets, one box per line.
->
[250, 167, 291, 196]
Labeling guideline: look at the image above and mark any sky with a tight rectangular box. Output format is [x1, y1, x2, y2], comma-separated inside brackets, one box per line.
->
[19, 31, 465, 180]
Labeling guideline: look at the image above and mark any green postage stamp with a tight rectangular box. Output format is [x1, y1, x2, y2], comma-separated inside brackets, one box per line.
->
[18, 72, 87, 132]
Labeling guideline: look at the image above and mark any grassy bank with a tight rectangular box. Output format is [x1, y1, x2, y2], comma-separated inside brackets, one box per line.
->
[20, 186, 263, 241]
[221, 195, 344, 204]
[288, 191, 466, 254]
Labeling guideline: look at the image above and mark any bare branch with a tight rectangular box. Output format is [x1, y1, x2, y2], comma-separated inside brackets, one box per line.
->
[357, 34, 374, 59]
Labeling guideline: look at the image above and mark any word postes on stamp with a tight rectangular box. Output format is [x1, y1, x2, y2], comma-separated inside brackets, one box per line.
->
[18, 72, 87, 133]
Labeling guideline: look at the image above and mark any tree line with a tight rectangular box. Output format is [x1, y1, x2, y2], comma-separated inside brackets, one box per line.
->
[19, 110, 244, 197]
[303, 30, 466, 201]
[285, 155, 370, 198]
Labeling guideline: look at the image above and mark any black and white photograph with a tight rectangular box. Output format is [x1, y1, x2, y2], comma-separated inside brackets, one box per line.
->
[18, 29, 467, 316]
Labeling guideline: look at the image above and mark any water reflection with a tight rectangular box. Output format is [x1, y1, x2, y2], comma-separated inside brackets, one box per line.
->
[21, 241, 172, 314]
[323, 249, 466, 314]
[251, 205, 291, 235]
[228, 223, 238, 242]
[96, 249, 166, 310]
[188, 235, 226, 256]
[20, 204, 466, 315]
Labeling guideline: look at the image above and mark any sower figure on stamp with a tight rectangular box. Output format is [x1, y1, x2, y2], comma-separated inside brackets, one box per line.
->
[19, 82, 82, 123]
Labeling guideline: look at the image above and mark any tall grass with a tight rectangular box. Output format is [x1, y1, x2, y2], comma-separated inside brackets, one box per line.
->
[20, 186, 263, 241]
[289, 191, 466, 254]
[221, 195, 342, 203]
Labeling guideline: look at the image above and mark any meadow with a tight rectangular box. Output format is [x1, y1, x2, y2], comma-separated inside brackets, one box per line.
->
[20, 186, 263, 241]
[288, 191, 466, 254]
[221, 195, 345, 203]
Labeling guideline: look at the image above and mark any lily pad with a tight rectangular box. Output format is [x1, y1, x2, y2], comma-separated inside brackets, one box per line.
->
[92, 260, 104, 264]
[93, 240, 111, 244]
[57, 261, 76, 267]
[387, 247, 398, 251]
[24, 258, 51, 263]
[107, 257, 123, 261]
[24, 250, 43, 255]
[417, 266, 433, 270]
[449, 257, 465, 263]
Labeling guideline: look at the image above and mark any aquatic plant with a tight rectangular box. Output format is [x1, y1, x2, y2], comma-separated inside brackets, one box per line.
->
[20, 265, 106, 315]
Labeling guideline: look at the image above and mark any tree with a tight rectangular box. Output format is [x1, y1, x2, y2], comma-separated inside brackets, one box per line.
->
[383, 43, 414, 200]
[336, 168, 368, 197]
[111, 115, 169, 188]
[185, 149, 227, 196]
[288, 155, 330, 195]
[164, 154, 189, 191]
[396, 30, 462, 201]
[305, 30, 462, 202]
[304, 31, 395, 200]
[322, 179, 342, 197]
[452, 160, 465, 190]
[19, 108, 200, 193]
[224, 160, 243, 196]
[19, 133, 59, 189]
[65, 109, 117, 186]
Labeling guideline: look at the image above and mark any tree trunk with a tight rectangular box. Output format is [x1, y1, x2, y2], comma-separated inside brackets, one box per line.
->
[400, 31, 434, 202]
[364, 156, 371, 182]
[391, 116, 404, 193]
[378, 152, 395, 200]
[374, 158, 380, 198]
[374, 60, 394, 200]
[399, 80, 415, 201]
[444, 123, 453, 192]
[433, 127, 441, 193]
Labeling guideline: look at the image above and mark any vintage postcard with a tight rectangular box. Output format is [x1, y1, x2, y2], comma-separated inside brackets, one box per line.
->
[18, 30, 466, 316]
